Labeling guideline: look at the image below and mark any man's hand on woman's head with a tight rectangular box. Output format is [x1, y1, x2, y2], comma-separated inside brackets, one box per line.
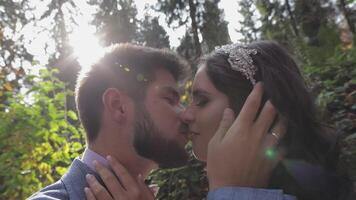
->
[207, 82, 287, 190]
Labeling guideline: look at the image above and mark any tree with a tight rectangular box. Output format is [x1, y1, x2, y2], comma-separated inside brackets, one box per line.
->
[200, 0, 231, 51]
[89, 0, 139, 46]
[294, 0, 327, 45]
[340, 0, 356, 34]
[156, 0, 231, 61]
[138, 16, 170, 48]
[177, 31, 196, 62]
[156, 0, 203, 58]
[246, 0, 341, 64]
[0, 69, 84, 199]
[237, 0, 259, 43]
[0, 0, 33, 104]
[39, 0, 81, 115]
[250, 0, 336, 47]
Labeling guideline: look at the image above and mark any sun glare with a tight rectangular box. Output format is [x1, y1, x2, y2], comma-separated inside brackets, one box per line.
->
[69, 24, 105, 71]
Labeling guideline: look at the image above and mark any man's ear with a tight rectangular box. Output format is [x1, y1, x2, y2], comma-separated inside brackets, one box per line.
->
[102, 88, 127, 123]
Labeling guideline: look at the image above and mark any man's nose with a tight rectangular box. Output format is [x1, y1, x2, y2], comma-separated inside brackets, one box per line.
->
[174, 103, 185, 114]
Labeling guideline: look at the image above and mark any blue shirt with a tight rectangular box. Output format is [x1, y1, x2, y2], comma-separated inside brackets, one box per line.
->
[208, 187, 297, 200]
[81, 148, 110, 171]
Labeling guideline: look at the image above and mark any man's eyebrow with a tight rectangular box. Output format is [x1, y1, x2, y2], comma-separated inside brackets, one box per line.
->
[161, 86, 181, 97]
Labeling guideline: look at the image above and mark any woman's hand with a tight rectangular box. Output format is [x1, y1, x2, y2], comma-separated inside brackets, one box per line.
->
[207, 82, 287, 190]
[84, 156, 155, 200]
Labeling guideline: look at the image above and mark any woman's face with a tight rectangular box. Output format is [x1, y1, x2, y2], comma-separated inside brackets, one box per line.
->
[182, 66, 230, 161]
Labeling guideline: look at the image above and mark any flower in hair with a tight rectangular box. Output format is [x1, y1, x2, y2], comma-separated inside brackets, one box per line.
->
[215, 44, 258, 85]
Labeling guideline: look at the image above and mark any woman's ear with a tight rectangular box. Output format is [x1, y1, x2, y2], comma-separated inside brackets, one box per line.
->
[102, 88, 126, 123]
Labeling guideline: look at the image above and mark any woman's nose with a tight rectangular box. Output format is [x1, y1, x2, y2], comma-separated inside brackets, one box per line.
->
[180, 106, 195, 123]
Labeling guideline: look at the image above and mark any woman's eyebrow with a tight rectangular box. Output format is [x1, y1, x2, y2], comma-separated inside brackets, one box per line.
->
[192, 89, 210, 97]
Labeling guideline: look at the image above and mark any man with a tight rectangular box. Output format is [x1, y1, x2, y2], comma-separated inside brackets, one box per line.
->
[28, 44, 295, 200]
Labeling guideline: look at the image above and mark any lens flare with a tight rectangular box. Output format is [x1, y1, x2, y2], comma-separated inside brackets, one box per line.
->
[265, 147, 276, 160]
[69, 24, 104, 71]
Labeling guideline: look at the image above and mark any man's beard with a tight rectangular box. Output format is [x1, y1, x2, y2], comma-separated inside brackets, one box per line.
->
[133, 105, 188, 169]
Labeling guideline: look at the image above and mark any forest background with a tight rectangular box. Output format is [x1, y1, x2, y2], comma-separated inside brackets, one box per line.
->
[1, 0, 356, 199]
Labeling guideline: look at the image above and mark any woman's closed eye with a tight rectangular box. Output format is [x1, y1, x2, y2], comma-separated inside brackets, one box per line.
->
[193, 96, 209, 107]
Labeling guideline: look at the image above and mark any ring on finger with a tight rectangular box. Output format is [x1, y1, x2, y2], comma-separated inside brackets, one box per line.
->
[271, 131, 281, 140]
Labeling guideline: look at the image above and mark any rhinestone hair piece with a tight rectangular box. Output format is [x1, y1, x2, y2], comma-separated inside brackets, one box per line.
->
[215, 44, 258, 85]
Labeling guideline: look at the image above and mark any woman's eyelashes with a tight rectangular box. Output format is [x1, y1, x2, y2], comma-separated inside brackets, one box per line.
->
[193, 96, 209, 107]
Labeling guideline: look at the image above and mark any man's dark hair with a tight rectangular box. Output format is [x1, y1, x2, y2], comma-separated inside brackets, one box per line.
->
[75, 43, 190, 142]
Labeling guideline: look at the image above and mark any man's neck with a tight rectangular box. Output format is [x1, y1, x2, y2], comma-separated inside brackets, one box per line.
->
[88, 140, 157, 179]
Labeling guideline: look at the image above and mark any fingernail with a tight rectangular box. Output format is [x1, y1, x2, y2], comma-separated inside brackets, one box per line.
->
[92, 160, 99, 168]
[106, 155, 112, 162]
[254, 82, 263, 88]
[86, 174, 94, 181]
[84, 187, 90, 193]
[137, 174, 145, 183]
[224, 108, 233, 116]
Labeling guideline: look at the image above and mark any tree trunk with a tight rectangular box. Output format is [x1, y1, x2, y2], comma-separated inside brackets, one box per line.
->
[188, 0, 202, 58]
[339, 0, 355, 34]
[285, 0, 299, 37]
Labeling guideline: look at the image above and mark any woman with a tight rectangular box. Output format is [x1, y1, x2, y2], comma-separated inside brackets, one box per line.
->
[180, 41, 351, 200]
[85, 41, 352, 200]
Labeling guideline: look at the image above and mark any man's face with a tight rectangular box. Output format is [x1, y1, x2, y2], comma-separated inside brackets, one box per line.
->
[133, 68, 189, 168]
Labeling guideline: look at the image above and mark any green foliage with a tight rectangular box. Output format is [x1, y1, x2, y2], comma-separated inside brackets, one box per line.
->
[156, 0, 203, 58]
[238, 0, 259, 43]
[177, 31, 197, 63]
[0, 0, 33, 104]
[155, 0, 192, 28]
[0, 69, 84, 199]
[201, 0, 231, 51]
[39, 0, 81, 115]
[39, 0, 77, 56]
[148, 145, 208, 200]
[156, 0, 231, 60]
[304, 46, 356, 181]
[138, 16, 170, 48]
[90, 0, 139, 45]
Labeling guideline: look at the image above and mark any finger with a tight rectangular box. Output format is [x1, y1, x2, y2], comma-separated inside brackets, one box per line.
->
[262, 116, 288, 148]
[270, 116, 288, 143]
[275, 147, 286, 164]
[263, 137, 286, 165]
[94, 160, 126, 199]
[262, 129, 284, 163]
[107, 156, 139, 194]
[256, 148, 284, 187]
[262, 147, 286, 179]
[234, 82, 264, 129]
[84, 187, 97, 200]
[212, 108, 235, 141]
[86, 174, 113, 200]
[254, 100, 277, 140]
[137, 174, 156, 199]
[148, 184, 159, 198]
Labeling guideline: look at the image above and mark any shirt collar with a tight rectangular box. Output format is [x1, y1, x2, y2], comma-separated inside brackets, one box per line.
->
[81, 148, 110, 172]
